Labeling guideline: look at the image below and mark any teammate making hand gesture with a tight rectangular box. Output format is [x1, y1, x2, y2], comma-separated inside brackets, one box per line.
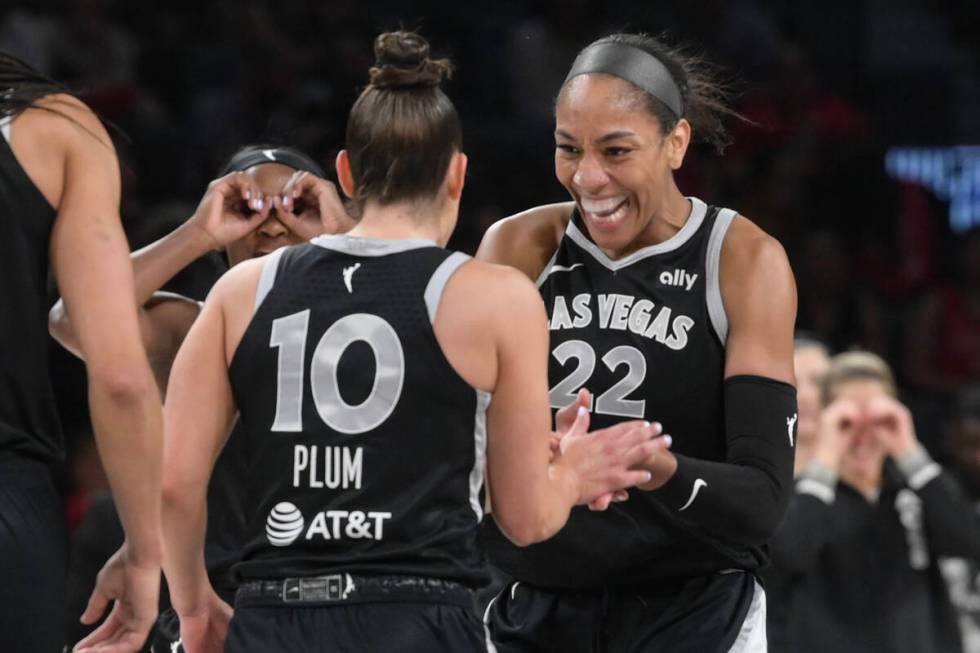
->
[50, 144, 348, 651]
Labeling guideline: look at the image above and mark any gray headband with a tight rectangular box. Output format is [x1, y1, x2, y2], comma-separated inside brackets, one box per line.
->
[221, 147, 325, 178]
[564, 42, 684, 118]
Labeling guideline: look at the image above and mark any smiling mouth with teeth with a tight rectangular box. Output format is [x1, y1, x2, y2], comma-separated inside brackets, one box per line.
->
[582, 197, 630, 225]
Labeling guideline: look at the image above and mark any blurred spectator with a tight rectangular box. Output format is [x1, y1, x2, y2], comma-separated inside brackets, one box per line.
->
[940, 387, 980, 653]
[906, 227, 980, 394]
[795, 230, 886, 354]
[768, 351, 980, 653]
[791, 334, 832, 476]
[764, 333, 832, 651]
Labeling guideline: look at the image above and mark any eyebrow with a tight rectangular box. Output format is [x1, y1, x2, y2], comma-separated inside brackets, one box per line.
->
[555, 129, 638, 144]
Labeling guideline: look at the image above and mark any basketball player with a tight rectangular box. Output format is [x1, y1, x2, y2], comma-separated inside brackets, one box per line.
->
[478, 33, 798, 651]
[50, 144, 348, 651]
[161, 31, 663, 653]
[0, 53, 162, 651]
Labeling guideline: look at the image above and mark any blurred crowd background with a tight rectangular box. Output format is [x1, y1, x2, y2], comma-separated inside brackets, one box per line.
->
[2, 0, 978, 647]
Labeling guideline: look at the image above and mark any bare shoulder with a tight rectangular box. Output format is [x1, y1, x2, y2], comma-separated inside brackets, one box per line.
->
[476, 203, 574, 281]
[207, 256, 265, 307]
[8, 93, 116, 208]
[19, 93, 114, 150]
[721, 215, 794, 283]
[451, 257, 544, 312]
[720, 214, 797, 381]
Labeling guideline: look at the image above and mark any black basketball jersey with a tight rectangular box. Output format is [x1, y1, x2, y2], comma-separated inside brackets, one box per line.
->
[228, 235, 489, 587]
[483, 197, 762, 589]
[0, 116, 63, 464]
[204, 418, 248, 593]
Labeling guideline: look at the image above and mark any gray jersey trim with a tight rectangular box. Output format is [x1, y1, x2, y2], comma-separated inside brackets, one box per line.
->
[705, 208, 737, 346]
[255, 248, 286, 312]
[311, 234, 437, 257]
[469, 389, 492, 520]
[534, 249, 561, 288]
[564, 196, 708, 271]
[424, 252, 471, 323]
[0, 115, 11, 143]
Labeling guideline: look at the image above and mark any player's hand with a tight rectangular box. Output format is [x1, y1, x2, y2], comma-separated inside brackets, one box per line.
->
[557, 407, 664, 507]
[275, 171, 355, 241]
[812, 398, 862, 469]
[553, 390, 629, 508]
[73, 542, 160, 653]
[866, 395, 917, 458]
[189, 172, 269, 251]
[178, 588, 233, 653]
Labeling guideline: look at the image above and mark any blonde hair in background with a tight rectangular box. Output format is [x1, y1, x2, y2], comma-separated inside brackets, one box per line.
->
[820, 351, 897, 406]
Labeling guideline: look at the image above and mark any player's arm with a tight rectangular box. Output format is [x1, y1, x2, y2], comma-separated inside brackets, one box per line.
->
[643, 217, 798, 546]
[160, 259, 260, 615]
[38, 96, 163, 652]
[475, 203, 572, 281]
[49, 172, 266, 361]
[483, 266, 660, 546]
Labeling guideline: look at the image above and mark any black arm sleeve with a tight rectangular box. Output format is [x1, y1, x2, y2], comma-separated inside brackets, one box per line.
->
[651, 375, 797, 546]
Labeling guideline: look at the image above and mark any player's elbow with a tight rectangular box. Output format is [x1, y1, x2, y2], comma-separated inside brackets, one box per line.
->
[161, 466, 191, 513]
[492, 507, 565, 548]
[739, 489, 790, 545]
[87, 362, 155, 405]
[743, 509, 785, 545]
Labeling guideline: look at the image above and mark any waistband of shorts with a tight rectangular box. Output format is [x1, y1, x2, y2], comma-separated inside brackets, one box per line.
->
[235, 573, 473, 608]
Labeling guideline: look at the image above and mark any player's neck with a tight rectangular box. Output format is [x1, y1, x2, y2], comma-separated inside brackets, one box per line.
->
[349, 199, 451, 246]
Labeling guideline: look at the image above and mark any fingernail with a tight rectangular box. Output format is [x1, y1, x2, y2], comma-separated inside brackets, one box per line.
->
[255, 198, 264, 210]
[644, 471, 653, 482]
[245, 189, 251, 200]
[663, 434, 673, 447]
[577, 406, 587, 417]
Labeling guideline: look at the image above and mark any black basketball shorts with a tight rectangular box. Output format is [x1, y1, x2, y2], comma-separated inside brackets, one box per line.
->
[485, 570, 766, 653]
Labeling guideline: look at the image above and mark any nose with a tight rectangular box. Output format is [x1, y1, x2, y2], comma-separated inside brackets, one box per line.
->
[572, 153, 610, 193]
[258, 213, 288, 239]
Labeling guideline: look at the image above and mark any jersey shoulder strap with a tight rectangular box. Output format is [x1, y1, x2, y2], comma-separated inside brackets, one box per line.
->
[423, 251, 470, 323]
[704, 207, 737, 345]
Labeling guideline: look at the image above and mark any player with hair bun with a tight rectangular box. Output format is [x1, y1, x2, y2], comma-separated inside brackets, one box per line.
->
[160, 31, 662, 653]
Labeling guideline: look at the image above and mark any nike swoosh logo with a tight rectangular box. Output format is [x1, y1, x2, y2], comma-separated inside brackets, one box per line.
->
[679, 478, 707, 512]
[546, 262, 585, 276]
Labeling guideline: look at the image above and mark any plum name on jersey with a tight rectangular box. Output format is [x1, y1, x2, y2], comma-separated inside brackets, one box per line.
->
[549, 293, 694, 351]
[293, 445, 363, 490]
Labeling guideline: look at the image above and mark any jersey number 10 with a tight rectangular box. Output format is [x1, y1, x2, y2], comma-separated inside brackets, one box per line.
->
[268, 310, 405, 435]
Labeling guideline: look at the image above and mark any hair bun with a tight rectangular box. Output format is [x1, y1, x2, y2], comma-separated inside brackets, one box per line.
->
[369, 31, 453, 90]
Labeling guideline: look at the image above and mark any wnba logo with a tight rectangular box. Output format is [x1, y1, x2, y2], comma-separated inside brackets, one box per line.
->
[266, 502, 305, 547]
